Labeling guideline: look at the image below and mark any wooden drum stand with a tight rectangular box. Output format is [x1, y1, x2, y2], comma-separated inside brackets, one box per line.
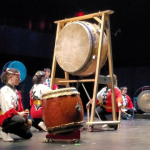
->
[44, 10, 120, 143]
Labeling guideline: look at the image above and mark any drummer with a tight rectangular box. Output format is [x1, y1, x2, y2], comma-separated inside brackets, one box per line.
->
[0, 68, 32, 142]
[86, 74, 123, 128]
[120, 86, 136, 120]
[30, 71, 52, 131]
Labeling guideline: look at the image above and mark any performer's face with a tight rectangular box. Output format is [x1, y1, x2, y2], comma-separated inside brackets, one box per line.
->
[107, 84, 111, 88]
[122, 89, 127, 95]
[45, 71, 50, 78]
[10, 74, 20, 86]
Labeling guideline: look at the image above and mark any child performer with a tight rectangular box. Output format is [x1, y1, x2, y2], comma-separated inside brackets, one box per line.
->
[30, 71, 52, 131]
[44, 68, 51, 87]
[86, 74, 123, 128]
[120, 86, 136, 120]
[0, 68, 32, 142]
[44, 68, 59, 90]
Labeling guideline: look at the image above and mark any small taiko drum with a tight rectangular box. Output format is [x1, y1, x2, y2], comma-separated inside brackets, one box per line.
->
[42, 87, 84, 134]
[55, 21, 108, 76]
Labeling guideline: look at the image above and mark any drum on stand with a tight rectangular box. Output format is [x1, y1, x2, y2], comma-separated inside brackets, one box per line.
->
[55, 21, 108, 76]
[42, 87, 84, 134]
[137, 90, 150, 113]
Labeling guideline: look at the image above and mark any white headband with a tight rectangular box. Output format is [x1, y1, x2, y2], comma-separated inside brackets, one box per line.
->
[6, 68, 20, 76]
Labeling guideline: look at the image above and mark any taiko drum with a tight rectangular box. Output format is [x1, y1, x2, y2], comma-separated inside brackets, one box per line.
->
[42, 87, 84, 134]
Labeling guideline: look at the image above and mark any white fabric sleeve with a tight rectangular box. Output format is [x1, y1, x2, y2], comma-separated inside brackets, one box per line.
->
[34, 84, 52, 100]
[41, 84, 52, 94]
[97, 87, 106, 101]
[0, 88, 17, 113]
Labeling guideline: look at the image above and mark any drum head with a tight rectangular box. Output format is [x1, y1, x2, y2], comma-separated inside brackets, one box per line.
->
[55, 22, 93, 75]
[137, 90, 150, 112]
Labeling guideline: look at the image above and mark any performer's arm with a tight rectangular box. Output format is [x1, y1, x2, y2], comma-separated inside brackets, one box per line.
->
[17, 91, 24, 112]
[127, 95, 133, 108]
[115, 88, 123, 108]
[1, 89, 28, 119]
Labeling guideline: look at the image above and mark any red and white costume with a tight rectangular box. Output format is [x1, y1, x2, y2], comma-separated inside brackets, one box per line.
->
[30, 84, 52, 119]
[0, 85, 24, 126]
[122, 94, 133, 112]
[97, 86, 123, 112]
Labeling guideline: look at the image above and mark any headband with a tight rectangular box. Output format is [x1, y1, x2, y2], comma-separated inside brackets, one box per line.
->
[5, 68, 20, 76]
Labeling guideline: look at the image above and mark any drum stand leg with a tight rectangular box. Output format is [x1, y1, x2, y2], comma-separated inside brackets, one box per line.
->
[42, 130, 80, 143]
[118, 109, 121, 129]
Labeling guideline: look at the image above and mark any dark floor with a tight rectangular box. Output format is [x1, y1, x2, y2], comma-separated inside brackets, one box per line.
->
[1, 118, 150, 150]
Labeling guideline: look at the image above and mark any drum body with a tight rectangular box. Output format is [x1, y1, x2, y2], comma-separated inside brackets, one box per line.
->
[42, 88, 84, 134]
[137, 90, 150, 113]
[55, 21, 108, 76]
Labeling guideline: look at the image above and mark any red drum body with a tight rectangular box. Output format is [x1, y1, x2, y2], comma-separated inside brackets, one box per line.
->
[42, 88, 84, 134]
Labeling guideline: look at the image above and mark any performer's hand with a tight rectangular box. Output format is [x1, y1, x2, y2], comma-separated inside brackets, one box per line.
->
[18, 111, 29, 118]
[133, 107, 136, 111]
[86, 101, 91, 109]
[118, 102, 122, 109]
[121, 110, 125, 113]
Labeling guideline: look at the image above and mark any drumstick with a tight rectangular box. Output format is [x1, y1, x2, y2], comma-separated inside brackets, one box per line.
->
[123, 111, 131, 117]
[82, 83, 91, 102]
[82, 83, 101, 120]
[121, 109, 131, 117]
[24, 109, 32, 128]
[24, 109, 29, 120]
[82, 83, 91, 122]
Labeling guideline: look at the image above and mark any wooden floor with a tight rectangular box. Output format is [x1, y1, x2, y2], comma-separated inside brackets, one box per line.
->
[0, 118, 150, 150]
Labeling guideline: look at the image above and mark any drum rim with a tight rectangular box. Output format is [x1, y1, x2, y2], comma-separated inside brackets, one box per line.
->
[46, 121, 84, 134]
[42, 87, 79, 99]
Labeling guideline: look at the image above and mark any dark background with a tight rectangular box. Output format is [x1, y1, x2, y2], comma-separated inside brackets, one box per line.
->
[0, 0, 150, 110]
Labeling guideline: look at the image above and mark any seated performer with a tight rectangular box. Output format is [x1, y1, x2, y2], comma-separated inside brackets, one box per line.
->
[120, 86, 136, 120]
[30, 71, 52, 131]
[44, 68, 59, 90]
[0, 68, 32, 142]
[86, 74, 123, 128]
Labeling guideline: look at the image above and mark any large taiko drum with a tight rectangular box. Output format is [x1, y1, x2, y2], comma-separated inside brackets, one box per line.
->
[42, 87, 84, 134]
[55, 21, 108, 76]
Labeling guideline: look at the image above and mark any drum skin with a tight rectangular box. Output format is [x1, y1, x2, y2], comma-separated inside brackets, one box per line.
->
[137, 90, 150, 113]
[42, 88, 84, 134]
[55, 21, 108, 76]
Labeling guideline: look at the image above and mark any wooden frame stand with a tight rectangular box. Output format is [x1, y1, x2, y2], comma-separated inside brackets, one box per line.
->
[50, 10, 120, 129]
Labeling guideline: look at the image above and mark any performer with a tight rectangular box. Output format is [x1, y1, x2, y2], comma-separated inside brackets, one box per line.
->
[120, 86, 136, 120]
[0, 68, 32, 142]
[30, 71, 52, 131]
[86, 74, 123, 128]
[44, 68, 51, 87]
[44, 68, 59, 90]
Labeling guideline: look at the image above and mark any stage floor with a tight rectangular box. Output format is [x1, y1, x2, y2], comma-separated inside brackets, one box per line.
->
[1, 118, 150, 150]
